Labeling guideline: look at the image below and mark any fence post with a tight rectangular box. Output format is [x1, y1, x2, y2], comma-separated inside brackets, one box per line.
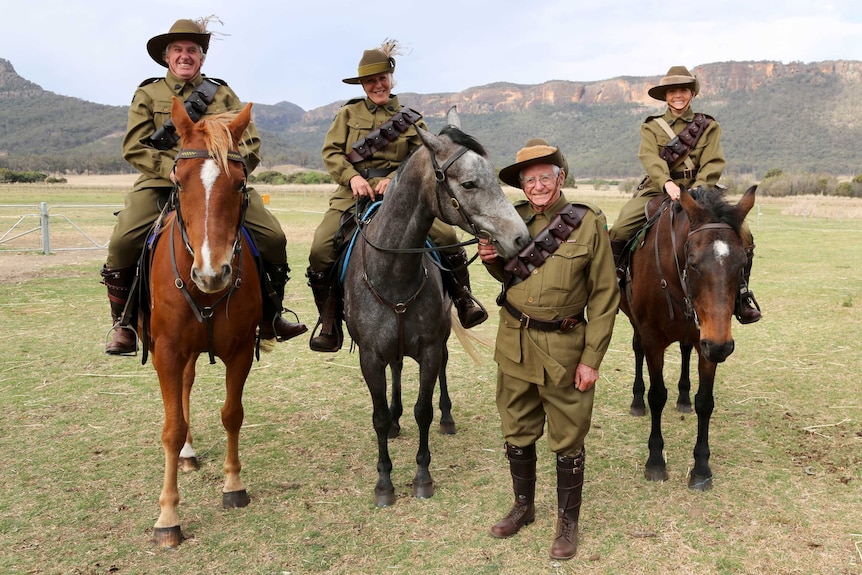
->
[41, 202, 50, 255]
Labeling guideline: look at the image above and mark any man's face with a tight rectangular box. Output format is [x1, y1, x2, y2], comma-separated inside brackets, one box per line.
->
[521, 163, 562, 212]
[165, 40, 204, 82]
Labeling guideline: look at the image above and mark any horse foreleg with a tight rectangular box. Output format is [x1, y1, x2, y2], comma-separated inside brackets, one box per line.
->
[412, 357, 438, 499]
[643, 345, 669, 482]
[676, 342, 693, 413]
[152, 353, 192, 548]
[178, 361, 200, 472]
[630, 331, 646, 416]
[689, 356, 717, 491]
[387, 361, 403, 439]
[437, 345, 456, 435]
[362, 356, 395, 507]
[220, 351, 253, 509]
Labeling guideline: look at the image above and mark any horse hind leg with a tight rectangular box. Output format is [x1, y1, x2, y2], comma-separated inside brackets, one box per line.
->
[676, 342, 693, 414]
[437, 346, 456, 435]
[629, 331, 647, 417]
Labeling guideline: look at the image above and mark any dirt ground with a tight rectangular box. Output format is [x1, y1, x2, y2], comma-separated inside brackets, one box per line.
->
[0, 250, 104, 283]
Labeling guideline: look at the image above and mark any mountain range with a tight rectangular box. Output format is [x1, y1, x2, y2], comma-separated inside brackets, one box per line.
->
[2, 58, 861, 178]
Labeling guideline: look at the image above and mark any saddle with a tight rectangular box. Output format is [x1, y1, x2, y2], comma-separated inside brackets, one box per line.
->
[617, 195, 673, 290]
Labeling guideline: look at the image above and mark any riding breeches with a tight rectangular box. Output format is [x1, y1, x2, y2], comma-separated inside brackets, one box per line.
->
[308, 185, 459, 271]
[106, 186, 287, 269]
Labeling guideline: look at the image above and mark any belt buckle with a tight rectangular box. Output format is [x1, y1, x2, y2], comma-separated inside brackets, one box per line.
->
[559, 317, 577, 332]
[519, 312, 531, 329]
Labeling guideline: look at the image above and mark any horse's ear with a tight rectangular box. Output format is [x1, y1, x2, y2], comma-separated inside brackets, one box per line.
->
[445, 106, 461, 129]
[735, 184, 757, 219]
[171, 96, 195, 139]
[417, 126, 444, 154]
[679, 188, 707, 225]
[228, 102, 253, 146]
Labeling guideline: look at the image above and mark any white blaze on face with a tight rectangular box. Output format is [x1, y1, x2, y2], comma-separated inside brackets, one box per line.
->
[713, 239, 731, 264]
[198, 159, 221, 277]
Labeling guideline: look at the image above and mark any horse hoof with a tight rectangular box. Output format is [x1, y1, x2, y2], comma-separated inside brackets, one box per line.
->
[374, 488, 396, 507]
[153, 525, 183, 548]
[179, 456, 200, 472]
[412, 481, 435, 499]
[439, 421, 456, 435]
[676, 403, 692, 414]
[688, 474, 713, 491]
[644, 466, 668, 482]
[222, 489, 250, 509]
[629, 406, 646, 417]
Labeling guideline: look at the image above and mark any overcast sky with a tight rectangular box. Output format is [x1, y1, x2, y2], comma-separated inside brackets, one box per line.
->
[3, 0, 862, 111]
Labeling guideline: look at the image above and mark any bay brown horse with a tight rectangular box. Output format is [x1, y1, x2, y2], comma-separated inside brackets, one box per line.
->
[619, 185, 756, 490]
[342, 109, 530, 506]
[147, 98, 260, 546]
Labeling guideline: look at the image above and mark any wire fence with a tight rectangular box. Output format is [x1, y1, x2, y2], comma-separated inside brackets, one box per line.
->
[0, 203, 122, 255]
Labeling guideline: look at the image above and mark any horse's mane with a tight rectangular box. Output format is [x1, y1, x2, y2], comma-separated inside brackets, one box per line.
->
[197, 111, 241, 173]
[680, 186, 743, 231]
[438, 125, 488, 157]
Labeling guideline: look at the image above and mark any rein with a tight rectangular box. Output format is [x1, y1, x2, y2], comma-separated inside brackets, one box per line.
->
[169, 148, 249, 364]
[656, 200, 733, 329]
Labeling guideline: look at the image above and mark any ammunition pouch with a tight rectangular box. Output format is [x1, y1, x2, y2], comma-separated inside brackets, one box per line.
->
[345, 107, 423, 164]
[146, 78, 221, 151]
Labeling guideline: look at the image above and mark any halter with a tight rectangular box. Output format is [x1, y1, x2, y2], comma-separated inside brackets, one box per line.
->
[169, 148, 249, 364]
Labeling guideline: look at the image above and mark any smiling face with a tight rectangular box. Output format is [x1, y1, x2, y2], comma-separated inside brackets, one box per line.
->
[666, 86, 694, 116]
[360, 72, 392, 106]
[165, 40, 205, 82]
[520, 163, 563, 212]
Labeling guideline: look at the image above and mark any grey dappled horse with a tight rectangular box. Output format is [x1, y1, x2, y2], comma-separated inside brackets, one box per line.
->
[342, 108, 530, 506]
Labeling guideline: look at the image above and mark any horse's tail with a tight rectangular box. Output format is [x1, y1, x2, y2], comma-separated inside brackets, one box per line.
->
[449, 308, 493, 365]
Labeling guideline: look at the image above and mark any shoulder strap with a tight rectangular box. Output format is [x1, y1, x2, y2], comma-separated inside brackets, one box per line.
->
[138, 77, 162, 87]
[503, 204, 588, 281]
[345, 107, 423, 164]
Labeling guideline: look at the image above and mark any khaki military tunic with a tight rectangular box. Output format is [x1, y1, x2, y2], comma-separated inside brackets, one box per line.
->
[107, 71, 284, 268]
[609, 106, 725, 243]
[484, 194, 619, 455]
[310, 95, 457, 270]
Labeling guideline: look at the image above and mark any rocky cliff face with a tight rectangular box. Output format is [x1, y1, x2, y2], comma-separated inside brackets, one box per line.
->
[304, 59, 862, 121]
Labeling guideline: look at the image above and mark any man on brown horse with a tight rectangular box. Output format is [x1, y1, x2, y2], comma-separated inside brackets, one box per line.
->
[101, 17, 306, 355]
[609, 65, 761, 324]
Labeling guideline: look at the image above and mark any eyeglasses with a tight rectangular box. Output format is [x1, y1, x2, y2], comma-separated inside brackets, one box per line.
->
[522, 173, 559, 190]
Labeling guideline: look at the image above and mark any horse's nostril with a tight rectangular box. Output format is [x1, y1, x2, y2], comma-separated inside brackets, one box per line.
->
[221, 264, 232, 281]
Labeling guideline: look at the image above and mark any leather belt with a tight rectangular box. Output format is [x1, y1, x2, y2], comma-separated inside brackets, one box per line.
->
[501, 299, 584, 333]
[670, 168, 698, 180]
[357, 167, 396, 179]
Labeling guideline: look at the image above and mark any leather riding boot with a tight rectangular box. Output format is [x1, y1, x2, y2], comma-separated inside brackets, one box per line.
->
[735, 246, 761, 324]
[306, 267, 343, 352]
[101, 265, 137, 355]
[490, 443, 536, 539]
[610, 239, 628, 284]
[550, 448, 585, 561]
[259, 261, 308, 341]
[440, 248, 488, 329]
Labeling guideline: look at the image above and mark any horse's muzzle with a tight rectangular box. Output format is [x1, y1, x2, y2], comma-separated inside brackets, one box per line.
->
[700, 338, 735, 363]
[191, 263, 233, 294]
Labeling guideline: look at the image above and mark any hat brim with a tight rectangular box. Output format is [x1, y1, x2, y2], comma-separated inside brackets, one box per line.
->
[499, 151, 567, 189]
[648, 78, 698, 101]
[342, 63, 395, 85]
[147, 32, 211, 67]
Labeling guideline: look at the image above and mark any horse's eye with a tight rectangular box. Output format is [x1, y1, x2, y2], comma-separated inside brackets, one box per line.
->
[462, 181, 477, 190]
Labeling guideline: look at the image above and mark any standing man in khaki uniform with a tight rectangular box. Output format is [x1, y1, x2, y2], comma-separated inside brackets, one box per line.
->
[478, 139, 619, 560]
[609, 65, 760, 323]
[307, 40, 486, 353]
[101, 17, 306, 355]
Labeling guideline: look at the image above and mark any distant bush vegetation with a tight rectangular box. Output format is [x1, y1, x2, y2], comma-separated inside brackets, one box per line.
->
[249, 170, 334, 185]
[0, 168, 47, 183]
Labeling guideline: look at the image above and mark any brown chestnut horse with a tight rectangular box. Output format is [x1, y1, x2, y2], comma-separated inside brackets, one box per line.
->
[619, 185, 756, 490]
[146, 98, 260, 547]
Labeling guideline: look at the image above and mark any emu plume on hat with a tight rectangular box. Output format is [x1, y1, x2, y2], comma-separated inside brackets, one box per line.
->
[147, 16, 221, 67]
[647, 65, 700, 101]
[498, 138, 568, 189]
[342, 39, 402, 84]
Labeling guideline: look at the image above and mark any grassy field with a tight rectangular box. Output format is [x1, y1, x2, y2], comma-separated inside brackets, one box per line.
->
[1, 183, 860, 575]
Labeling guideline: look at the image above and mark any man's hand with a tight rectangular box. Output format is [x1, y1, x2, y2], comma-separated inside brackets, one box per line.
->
[574, 363, 598, 392]
[350, 175, 390, 200]
[664, 180, 681, 201]
[477, 237, 499, 262]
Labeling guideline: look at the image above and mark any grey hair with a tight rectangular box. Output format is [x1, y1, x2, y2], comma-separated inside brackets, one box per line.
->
[163, 41, 207, 62]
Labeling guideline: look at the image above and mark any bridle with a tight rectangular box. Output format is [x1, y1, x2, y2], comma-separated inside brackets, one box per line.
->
[658, 199, 735, 329]
[168, 148, 249, 364]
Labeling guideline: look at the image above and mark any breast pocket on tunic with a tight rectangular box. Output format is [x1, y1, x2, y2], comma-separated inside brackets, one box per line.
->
[542, 243, 589, 294]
